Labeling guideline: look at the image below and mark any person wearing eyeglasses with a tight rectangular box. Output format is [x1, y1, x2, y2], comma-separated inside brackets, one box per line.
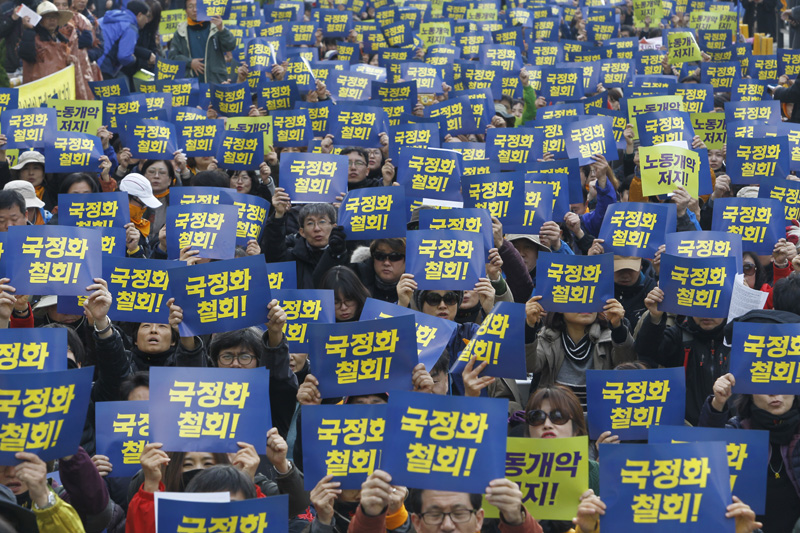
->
[207, 301, 299, 440]
[343, 469, 543, 533]
[263, 194, 350, 289]
[341, 147, 385, 190]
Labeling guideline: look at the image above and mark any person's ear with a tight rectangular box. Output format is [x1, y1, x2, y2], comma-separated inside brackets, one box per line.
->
[475, 509, 485, 530]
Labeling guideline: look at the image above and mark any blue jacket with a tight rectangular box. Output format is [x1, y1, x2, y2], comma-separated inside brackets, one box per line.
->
[97, 9, 138, 76]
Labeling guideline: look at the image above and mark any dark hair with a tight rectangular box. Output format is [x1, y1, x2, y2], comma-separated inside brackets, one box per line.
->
[430, 350, 449, 377]
[614, 361, 649, 370]
[340, 147, 369, 164]
[59, 173, 100, 194]
[41, 323, 85, 367]
[742, 252, 767, 291]
[127, 0, 150, 16]
[191, 170, 230, 188]
[319, 266, 370, 320]
[163, 452, 231, 492]
[0, 190, 26, 215]
[185, 465, 257, 499]
[209, 327, 265, 366]
[120, 371, 150, 401]
[525, 386, 587, 437]
[141, 159, 175, 187]
[773, 274, 800, 315]
[369, 238, 406, 256]
[298, 202, 337, 227]
[143, 0, 161, 28]
[407, 489, 482, 515]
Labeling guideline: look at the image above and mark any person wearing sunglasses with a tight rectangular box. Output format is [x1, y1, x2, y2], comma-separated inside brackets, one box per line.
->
[741, 239, 795, 309]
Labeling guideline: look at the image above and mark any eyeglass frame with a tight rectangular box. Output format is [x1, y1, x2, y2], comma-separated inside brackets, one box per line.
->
[417, 509, 478, 525]
[218, 353, 256, 366]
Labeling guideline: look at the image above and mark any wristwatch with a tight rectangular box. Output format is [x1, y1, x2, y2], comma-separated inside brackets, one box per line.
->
[34, 491, 55, 510]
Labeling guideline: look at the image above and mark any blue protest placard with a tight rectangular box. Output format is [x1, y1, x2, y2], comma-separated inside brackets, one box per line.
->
[158, 495, 288, 533]
[501, 182, 555, 236]
[328, 71, 373, 101]
[452, 302, 526, 380]
[150, 366, 271, 452]
[44, 132, 102, 173]
[272, 109, 313, 148]
[338, 187, 407, 239]
[171, 106, 208, 122]
[462, 172, 525, 229]
[711, 197, 784, 255]
[726, 137, 790, 184]
[170, 255, 270, 336]
[397, 147, 463, 205]
[89, 78, 129, 99]
[267, 261, 297, 290]
[565, 117, 618, 166]
[177, 119, 224, 158]
[119, 118, 178, 161]
[636, 110, 695, 147]
[406, 229, 484, 291]
[155, 57, 186, 80]
[426, 96, 479, 136]
[95, 401, 149, 478]
[418, 208, 493, 254]
[401, 62, 443, 95]
[6, 225, 101, 297]
[220, 190, 270, 247]
[664, 231, 742, 273]
[0, 328, 67, 373]
[328, 104, 386, 148]
[273, 289, 335, 348]
[171, 186, 227, 206]
[600, 443, 734, 532]
[256, 79, 298, 112]
[586, 367, 685, 440]
[725, 100, 781, 126]
[382, 391, 507, 492]
[103, 94, 147, 130]
[0, 89, 18, 117]
[485, 128, 539, 171]
[729, 322, 800, 395]
[58, 192, 129, 228]
[317, 9, 353, 37]
[196, 0, 230, 20]
[539, 67, 585, 100]
[535, 253, 615, 313]
[648, 425, 768, 515]
[759, 178, 800, 220]
[597, 202, 677, 258]
[166, 204, 239, 260]
[658, 254, 736, 318]
[1, 108, 56, 149]
[308, 314, 418, 398]
[104, 257, 179, 323]
[216, 130, 263, 171]
[301, 403, 386, 490]
[279, 153, 349, 204]
[210, 82, 251, 117]
[360, 298, 457, 372]
[0, 367, 93, 463]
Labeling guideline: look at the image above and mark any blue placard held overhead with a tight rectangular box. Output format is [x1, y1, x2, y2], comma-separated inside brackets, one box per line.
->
[308, 315, 419, 398]
[586, 367, 686, 440]
[729, 322, 800, 395]
[658, 254, 736, 318]
[279, 153, 349, 204]
[95, 401, 149, 478]
[166, 204, 239, 260]
[535, 253, 615, 313]
[301, 403, 387, 490]
[711, 197, 785, 255]
[0, 328, 67, 373]
[382, 391, 508, 493]
[338, 187, 407, 239]
[44, 132, 103, 173]
[597, 202, 677, 258]
[149, 366, 271, 453]
[405, 229, 484, 291]
[157, 495, 289, 533]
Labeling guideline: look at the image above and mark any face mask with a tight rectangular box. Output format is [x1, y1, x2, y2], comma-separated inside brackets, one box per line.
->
[181, 468, 203, 490]
[129, 203, 150, 237]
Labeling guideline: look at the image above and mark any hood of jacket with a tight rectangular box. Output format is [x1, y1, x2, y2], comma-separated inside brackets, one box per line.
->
[102, 8, 136, 26]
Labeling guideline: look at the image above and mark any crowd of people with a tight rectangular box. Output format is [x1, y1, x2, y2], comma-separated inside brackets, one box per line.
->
[0, 0, 799, 530]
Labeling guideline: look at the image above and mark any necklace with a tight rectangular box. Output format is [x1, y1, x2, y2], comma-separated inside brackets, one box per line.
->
[769, 455, 784, 479]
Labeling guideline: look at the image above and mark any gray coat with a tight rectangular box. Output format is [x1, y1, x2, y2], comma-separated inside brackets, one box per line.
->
[168, 21, 236, 84]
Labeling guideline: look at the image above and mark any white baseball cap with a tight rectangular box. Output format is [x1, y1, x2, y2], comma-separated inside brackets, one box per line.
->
[119, 173, 162, 209]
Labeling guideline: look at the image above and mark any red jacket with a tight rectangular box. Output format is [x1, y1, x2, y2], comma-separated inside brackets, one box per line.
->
[126, 482, 266, 533]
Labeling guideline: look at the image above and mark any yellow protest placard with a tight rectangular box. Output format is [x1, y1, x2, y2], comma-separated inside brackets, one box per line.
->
[47, 99, 103, 135]
[483, 436, 589, 520]
[226, 116, 274, 150]
[18, 65, 75, 108]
